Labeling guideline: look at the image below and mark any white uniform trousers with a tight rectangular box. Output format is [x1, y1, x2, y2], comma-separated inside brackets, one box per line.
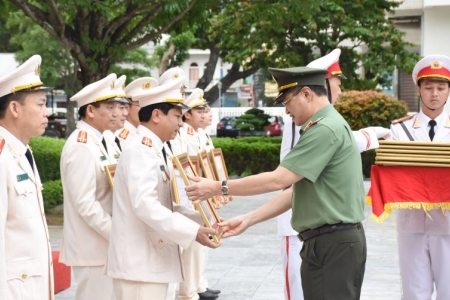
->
[197, 245, 209, 293]
[398, 232, 450, 300]
[113, 278, 168, 300]
[73, 266, 114, 300]
[178, 241, 203, 300]
[279, 236, 304, 300]
[166, 282, 178, 300]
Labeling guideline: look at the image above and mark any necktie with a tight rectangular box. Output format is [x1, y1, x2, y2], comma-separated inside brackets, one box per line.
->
[162, 146, 168, 165]
[25, 149, 34, 172]
[115, 137, 122, 151]
[166, 141, 173, 153]
[101, 138, 108, 153]
[429, 119, 437, 141]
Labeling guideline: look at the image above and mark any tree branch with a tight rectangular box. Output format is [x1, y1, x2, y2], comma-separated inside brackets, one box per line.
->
[125, 0, 199, 51]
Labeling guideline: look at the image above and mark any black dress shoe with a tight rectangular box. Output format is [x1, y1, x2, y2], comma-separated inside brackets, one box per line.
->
[207, 288, 221, 295]
[198, 291, 219, 299]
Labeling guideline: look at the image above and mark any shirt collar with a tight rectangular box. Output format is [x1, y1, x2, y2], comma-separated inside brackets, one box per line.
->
[0, 125, 27, 155]
[136, 125, 164, 150]
[77, 120, 103, 141]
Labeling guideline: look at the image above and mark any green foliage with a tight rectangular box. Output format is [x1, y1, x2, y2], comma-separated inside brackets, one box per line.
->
[212, 137, 281, 177]
[42, 180, 63, 212]
[234, 108, 270, 131]
[335, 90, 408, 177]
[334, 90, 408, 130]
[29, 136, 65, 183]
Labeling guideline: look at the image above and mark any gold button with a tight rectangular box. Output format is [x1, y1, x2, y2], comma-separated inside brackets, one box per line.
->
[21, 273, 27, 280]
[158, 239, 163, 245]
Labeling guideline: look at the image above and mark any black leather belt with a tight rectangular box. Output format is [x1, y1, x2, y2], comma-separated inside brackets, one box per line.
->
[298, 222, 361, 242]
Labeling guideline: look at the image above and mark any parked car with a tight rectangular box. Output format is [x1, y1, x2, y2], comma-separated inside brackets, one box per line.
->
[43, 114, 67, 138]
[216, 116, 239, 138]
[266, 116, 284, 136]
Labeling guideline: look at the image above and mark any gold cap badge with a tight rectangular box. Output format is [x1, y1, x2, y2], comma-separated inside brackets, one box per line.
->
[35, 64, 41, 76]
[431, 60, 443, 69]
[142, 82, 151, 90]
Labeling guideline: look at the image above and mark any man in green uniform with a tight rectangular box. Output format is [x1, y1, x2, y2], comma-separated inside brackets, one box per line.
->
[185, 67, 367, 300]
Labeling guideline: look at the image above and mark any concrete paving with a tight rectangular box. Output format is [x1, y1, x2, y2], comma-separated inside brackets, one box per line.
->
[51, 181, 410, 300]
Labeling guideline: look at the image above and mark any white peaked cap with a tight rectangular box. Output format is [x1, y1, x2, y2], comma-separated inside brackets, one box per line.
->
[70, 73, 118, 107]
[134, 68, 189, 109]
[125, 77, 159, 99]
[112, 75, 131, 103]
[0, 54, 48, 98]
[307, 49, 346, 79]
[158, 66, 184, 85]
[185, 88, 207, 109]
[412, 54, 450, 85]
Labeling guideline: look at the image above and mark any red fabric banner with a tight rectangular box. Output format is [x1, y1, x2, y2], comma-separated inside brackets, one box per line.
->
[367, 165, 450, 222]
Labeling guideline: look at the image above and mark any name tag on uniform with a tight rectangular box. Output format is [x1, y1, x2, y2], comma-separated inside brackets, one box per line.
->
[17, 173, 29, 182]
[100, 155, 107, 161]
[114, 154, 120, 159]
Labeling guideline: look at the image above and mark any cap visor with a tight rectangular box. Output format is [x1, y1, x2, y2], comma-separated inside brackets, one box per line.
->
[104, 97, 130, 104]
[175, 103, 190, 110]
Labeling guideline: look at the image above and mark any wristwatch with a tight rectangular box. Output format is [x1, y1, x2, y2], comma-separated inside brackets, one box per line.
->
[221, 180, 229, 195]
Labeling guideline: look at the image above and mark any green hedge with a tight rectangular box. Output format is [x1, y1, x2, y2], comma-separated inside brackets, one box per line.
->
[335, 90, 408, 178]
[29, 136, 65, 211]
[213, 137, 281, 177]
[29, 136, 65, 182]
[42, 179, 63, 212]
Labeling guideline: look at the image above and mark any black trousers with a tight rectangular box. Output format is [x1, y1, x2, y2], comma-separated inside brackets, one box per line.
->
[300, 224, 367, 300]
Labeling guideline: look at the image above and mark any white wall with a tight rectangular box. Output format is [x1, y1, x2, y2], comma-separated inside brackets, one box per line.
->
[422, 5, 450, 113]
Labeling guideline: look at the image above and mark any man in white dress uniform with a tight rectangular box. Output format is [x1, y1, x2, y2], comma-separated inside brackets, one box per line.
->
[59, 73, 126, 300]
[106, 67, 219, 300]
[390, 54, 450, 300]
[0, 55, 54, 300]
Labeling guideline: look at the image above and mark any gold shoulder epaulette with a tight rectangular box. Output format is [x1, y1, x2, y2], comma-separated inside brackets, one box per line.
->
[142, 137, 152, 147]
[77, 131, 88, 143]
[303, 117, 323, 133]
[0, 137, 5, 154]
[119, 128, 130, 140]
[391, 115, 414, 124]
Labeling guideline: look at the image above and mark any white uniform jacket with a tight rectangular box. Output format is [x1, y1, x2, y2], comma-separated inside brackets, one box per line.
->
[0, 126, 54, 300]
[59, 121, 115, 266]
[115, 120, 137, 147]
[104, 130, 122, 164]
[390, 112, 450, 234]
[106, 125, 202, 283]
[181, 123, 203, 155]
[197, 128, 214, 152]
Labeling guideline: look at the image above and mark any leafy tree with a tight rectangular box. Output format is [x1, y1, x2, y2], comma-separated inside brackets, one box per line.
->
[6, 0, 201, 86]
[0, 3, 176, 133]
[159, 0, 418, 104]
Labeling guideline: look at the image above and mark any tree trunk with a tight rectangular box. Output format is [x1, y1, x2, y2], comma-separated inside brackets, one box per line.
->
[159, 42, 176, 75]
[252, 69, 265, 107]
[203, 63, 259, 105]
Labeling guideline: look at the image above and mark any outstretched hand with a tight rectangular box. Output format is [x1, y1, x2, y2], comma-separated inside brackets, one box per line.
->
[196, 226, 221, 248]
[185, 175, 221, 204]
[369, 126, 391, 139]
[218, 215, 250, 238]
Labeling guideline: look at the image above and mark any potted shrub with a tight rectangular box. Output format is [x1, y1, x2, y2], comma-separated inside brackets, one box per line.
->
[234, 108, 271, 137]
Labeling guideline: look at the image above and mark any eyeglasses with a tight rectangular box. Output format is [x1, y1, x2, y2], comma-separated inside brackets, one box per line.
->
[281, 91, 300, 106]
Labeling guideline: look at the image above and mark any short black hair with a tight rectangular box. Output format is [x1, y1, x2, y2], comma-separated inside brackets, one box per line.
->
[139, 103, 175, 122]
[283, 85, 328, 100]
[417, 78, 450, 87]
[78, 102, 101, 120]
[0, 92, 28, 119]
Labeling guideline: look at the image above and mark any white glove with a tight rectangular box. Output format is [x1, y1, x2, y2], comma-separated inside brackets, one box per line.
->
[366, 126, 391, 139]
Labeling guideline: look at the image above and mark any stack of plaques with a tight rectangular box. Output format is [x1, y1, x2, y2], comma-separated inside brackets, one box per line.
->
[375, 140, 450, 167]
